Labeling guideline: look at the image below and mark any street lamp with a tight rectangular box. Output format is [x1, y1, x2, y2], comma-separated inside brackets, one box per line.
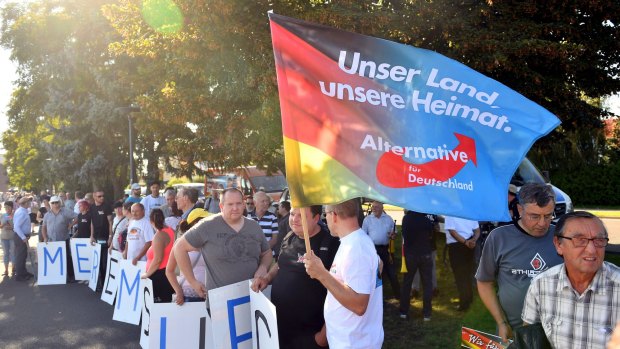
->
[116, 105, 141, 184]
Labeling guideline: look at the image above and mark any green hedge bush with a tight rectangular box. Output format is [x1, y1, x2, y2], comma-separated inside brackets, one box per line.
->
[550, 161, 620, 207]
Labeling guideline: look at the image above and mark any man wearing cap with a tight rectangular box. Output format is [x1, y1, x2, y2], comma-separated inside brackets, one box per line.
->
[476, 183, 563, 342]
[141, 181, 165, 218]
[125, 183, 142, 204]
[42, 195, 78, 282]
[13, 197, 34, 281]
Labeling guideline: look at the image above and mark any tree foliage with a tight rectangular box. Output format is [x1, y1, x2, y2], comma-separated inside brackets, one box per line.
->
[2, 0, 619, 194]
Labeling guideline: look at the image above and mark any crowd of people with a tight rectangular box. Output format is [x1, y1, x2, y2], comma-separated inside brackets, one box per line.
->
[1, 181, 619, 348]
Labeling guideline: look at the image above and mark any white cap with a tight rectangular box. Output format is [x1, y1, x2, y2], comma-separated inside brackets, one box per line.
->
[131, 183, 141, 190]
[50, 196, 61, 203]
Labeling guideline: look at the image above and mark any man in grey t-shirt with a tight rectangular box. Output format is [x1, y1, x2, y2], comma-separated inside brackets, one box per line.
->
[173, 188, 272, 300]
[476, 183, 563, 342]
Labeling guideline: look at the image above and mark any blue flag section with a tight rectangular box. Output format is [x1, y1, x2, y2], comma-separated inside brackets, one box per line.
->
[270, 13, 560, 221]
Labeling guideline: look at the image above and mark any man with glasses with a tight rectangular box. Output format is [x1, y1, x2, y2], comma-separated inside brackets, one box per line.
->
[90, 189, 113, 291]
[522, 211, 618, 348]
[244, 196, 255, 216]
[42, 195, 78, 282]
[476, 183, 564, 343]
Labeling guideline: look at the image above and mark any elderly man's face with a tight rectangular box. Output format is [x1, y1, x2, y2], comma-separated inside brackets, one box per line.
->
[554, 217, 606, 282]
[371, 202, 383, 217]
[166, 193, 175, 207]
[518, 202, 555, 237]
[131, 204, 145, 220]
[254, 194, 270, 214]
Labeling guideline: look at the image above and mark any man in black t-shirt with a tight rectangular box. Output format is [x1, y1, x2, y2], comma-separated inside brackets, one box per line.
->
[89, 189, 113, 291]
[251, 205, 339, 349]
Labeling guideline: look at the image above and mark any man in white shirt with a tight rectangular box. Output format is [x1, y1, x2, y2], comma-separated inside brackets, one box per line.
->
[124, 203, 155, 265]
[362, 201, 399, 299]
[141, 181, 165, 218]
[305, 199, 383, 349]
[445, 215, 480, 311]
[13, 197, 34, 281]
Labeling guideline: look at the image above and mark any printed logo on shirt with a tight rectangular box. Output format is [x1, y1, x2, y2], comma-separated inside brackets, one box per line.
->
[98, 210, 104, 215]
[511, 252, 549, 277]
[530, 253, 546, 271]
[296, 253, 304, 263]
[129, 228, 139, 235]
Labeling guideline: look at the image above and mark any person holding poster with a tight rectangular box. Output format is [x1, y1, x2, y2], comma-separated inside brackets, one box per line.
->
[304, 199, 383, 349]
[476, 183, 562, 342]
[166, 208, 209, 305]
[173, 188, 271, 304]
[141, 208, 175, 303]
[124, 203, 155, 265]
[252, 205, 340, 349]
[42, 195, 77, 282]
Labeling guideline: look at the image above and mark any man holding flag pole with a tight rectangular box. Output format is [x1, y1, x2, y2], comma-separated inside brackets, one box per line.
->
[304, 199, 384, 349]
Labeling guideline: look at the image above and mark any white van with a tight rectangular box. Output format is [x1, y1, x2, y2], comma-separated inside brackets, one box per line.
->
[512, 158, 573, 219]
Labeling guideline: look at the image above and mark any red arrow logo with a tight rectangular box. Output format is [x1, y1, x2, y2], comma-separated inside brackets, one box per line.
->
[376, 133, 477, 188]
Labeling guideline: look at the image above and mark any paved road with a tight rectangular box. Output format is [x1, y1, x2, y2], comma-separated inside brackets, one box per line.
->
[0, 238, 141, 349]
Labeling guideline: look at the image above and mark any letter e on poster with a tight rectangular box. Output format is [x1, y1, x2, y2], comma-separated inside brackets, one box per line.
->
[209, 280, 252, 349]
[101, 250, 122, 305]
[70, 238, 93, 281]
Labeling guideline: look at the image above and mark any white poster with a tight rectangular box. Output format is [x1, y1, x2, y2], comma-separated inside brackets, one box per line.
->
[88, 243, 102, 291]
[249, 281, 279, 349]
[209, 280, 252, 349]
[147, 302, 214, 349]
[70, 238, 93, 281]
[140, 278, 154, 349]
[113, 259, 146, 325]
[101, 250, 123, 305]
[36, 242, 67, 285]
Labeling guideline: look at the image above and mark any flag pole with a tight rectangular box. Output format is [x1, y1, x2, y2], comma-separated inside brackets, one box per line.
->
[300, 207, 312, 253]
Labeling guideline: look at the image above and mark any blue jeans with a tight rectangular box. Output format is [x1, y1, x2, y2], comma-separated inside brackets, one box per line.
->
[1, 238, 15, 265]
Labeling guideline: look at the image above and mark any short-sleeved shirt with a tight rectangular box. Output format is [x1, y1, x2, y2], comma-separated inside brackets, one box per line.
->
[90, 203, 113, 240]
[247, 211, 278, 242]
[1, 214, 14, 240]
[362, 212, 394, 246]
[184, 215, 269, 294]
[126, 216, 155, 261]
[141, 195, 166, 218]
[522, 262, 620, 349]
[324, 229, 384, 349]
[74, 211, 92, 239]
[42, 208, 77, 241]
[475, 223, 563, 329]
[272, 225, 340, 343]
[444, 216, 479, 244]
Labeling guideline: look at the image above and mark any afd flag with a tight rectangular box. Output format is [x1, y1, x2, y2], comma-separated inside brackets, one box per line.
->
[269, 13, 560, 221]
